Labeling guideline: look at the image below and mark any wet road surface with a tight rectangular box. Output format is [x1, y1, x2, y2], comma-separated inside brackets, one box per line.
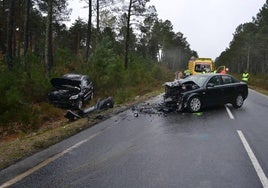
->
[1, 89, 268, 188]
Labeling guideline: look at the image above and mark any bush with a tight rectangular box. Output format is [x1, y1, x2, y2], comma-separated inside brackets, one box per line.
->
[0, 56, 51, 130]
[249, 74, 268, 90]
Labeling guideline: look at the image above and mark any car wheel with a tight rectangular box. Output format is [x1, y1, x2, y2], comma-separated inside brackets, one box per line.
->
[233, 94, 244, 108]
[187, 96, 201, 112]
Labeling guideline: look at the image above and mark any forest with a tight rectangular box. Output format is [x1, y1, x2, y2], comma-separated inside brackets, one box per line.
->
[0, 0, 268, 135]
[0, 0, 196, 134]
[215, 0, 268, 75]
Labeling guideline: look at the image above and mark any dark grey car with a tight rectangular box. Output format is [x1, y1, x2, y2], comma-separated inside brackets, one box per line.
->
[48, 73, 94, 110]
[164, 74, 248, 112]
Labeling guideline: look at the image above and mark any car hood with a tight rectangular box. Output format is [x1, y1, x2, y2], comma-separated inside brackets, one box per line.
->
[51, 78, 81, 89]
[164, 79, 197, 87]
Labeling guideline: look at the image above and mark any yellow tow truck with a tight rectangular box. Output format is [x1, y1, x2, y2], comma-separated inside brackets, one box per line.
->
[188, 57, 214, 75]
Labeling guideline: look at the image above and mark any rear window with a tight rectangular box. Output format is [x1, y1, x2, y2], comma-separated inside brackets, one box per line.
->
[208, 76, 221, 86]
[221, 75, 237, 84]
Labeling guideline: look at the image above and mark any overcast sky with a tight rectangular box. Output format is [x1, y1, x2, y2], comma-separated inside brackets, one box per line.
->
[67, 0, 266, 60]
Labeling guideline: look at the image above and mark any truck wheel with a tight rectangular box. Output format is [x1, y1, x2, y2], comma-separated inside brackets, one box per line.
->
[187, 96, 201, 112]
[232, 94, 244, 108]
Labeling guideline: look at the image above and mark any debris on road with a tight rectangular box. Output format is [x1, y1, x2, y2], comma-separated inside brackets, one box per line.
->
[65, 97, 114, 121]
[131, 101, 178, 117]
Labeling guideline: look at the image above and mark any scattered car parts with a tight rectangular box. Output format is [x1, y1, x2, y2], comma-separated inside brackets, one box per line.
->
[65, 97, 114, 121]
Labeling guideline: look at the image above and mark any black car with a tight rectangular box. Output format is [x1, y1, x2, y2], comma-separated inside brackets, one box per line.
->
[164, 74, 248, 112]
[48, 73, 94, 110]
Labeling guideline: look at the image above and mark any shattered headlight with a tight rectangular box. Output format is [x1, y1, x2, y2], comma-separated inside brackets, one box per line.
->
[69, 94, 79, 100]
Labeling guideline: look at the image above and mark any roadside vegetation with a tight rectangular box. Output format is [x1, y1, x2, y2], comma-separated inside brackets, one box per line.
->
[248, 74, 268, 91]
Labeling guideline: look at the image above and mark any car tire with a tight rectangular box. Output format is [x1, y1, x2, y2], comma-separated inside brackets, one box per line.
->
[187, 96, 201, 112]
[232, 94, 244, 108]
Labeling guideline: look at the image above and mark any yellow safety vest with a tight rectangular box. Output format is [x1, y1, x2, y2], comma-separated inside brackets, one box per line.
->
[242, 73, 249, 82]
[184, 69, 190, 75]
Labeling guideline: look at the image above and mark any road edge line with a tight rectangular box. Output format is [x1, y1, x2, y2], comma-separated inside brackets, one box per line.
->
[237, 130, 268, 188]
[0, 131, 102, 188]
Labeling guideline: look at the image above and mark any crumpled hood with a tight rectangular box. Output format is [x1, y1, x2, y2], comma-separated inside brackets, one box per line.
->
[50, 78, 81, 89]
[48, 88, 80, 101]
[164, 79, 197, 87]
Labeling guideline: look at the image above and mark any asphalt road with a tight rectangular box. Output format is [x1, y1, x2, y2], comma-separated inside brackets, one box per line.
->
[0, 89, 268, 188]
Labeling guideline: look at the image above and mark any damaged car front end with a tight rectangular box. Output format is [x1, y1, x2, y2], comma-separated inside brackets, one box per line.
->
[164, 78, 200, 112]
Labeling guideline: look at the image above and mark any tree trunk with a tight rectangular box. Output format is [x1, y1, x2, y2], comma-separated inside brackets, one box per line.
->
[1, 0, 6, 54]
[12, 25, 16, 58]
[124, 0, 132, 69]
[247, 46, 250, 71]
[96, 0, 99, 34]
[6, 0, 15, 70]
[23, 0, 30, 58]
[45, 0, 53, 75]
[85, 0, 92, 62]
[76, 32, 80, 56]
[17, 8, 22, 58]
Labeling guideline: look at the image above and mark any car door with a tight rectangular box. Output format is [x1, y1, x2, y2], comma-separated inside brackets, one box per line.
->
[204, 75, 225, 106]
[220, 75, 237, 104]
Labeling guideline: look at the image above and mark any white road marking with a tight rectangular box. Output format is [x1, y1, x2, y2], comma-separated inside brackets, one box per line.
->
[0, 131, 103, 188]
[237, 130, 268, 188]
[225, 105, 235, 119]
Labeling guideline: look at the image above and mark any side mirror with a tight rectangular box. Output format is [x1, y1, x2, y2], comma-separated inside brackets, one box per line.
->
[207, 83, 215, 88]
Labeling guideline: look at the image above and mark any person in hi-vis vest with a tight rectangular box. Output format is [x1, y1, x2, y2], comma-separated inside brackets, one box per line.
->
[242, 70, 249, 83]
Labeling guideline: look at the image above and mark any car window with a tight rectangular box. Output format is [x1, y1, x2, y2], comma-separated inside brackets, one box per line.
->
[208, 76, 221, 86]
[221, 75, 234, 84]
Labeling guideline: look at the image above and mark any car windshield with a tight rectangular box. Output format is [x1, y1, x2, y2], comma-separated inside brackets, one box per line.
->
[195, 64, 211, 72]
[185, 75, 208, 87]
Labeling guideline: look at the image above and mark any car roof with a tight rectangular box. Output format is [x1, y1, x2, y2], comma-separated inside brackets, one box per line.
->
[62, 74, 87, 81]
[188, 73, 212, 79]
[191, 73, 230, 77]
